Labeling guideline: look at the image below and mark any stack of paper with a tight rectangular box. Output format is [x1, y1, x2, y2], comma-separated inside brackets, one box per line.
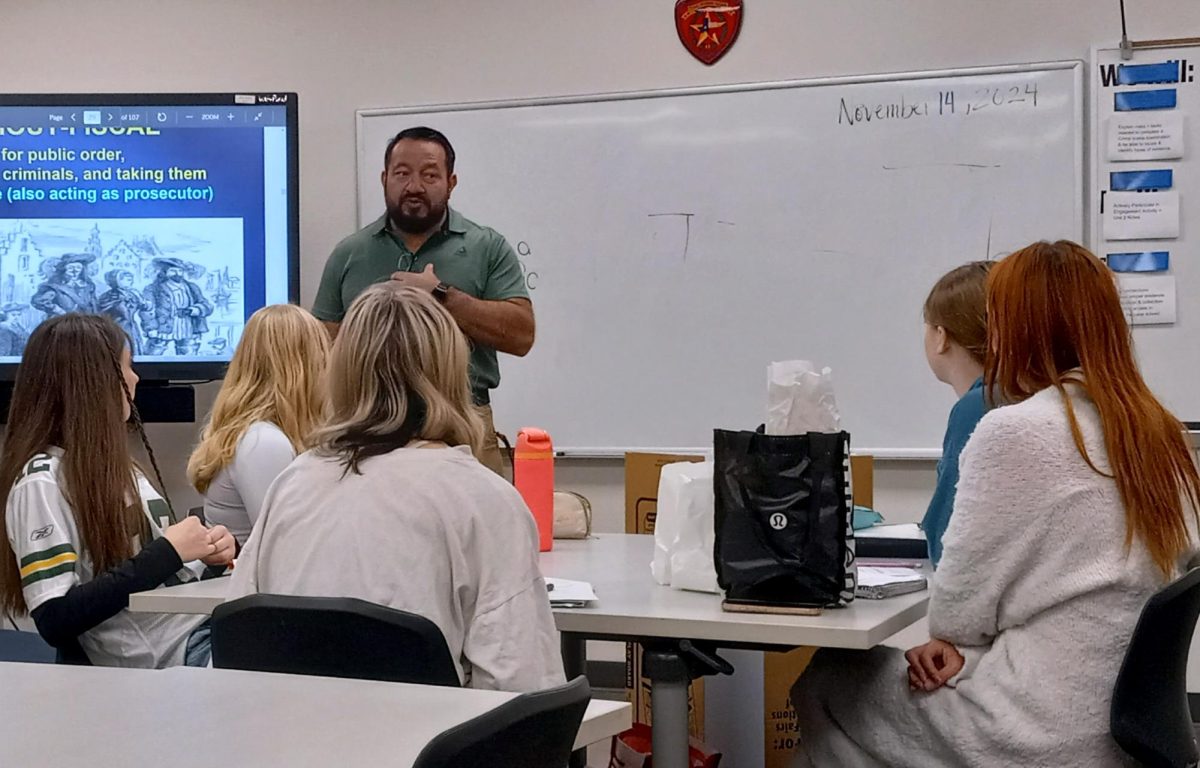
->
[545, 578, 597, 608]
[855, 566, 927, 600]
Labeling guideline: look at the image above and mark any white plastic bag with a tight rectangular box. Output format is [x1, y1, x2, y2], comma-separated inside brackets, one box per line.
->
[651, 461, 720, 594]
[766, 360, 840, 435]
[651, 462, 687, 586]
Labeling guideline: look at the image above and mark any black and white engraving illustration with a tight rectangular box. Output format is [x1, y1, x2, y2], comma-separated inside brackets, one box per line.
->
[0, 219, 245, 359]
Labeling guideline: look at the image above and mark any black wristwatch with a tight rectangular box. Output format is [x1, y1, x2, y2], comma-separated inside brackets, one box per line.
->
[432, 282, 451, 303]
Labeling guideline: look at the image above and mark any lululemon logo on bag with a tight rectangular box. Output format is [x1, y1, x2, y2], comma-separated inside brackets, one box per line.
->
[769, 513, 788, 531]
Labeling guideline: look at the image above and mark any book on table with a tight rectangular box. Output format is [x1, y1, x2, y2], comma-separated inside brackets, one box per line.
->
[854, 566, 927, 600]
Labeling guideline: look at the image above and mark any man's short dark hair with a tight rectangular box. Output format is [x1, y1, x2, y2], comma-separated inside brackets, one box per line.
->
[384, 127, 456, 174]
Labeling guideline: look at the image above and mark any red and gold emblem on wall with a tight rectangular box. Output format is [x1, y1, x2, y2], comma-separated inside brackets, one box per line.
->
[675, 0, 743, 65]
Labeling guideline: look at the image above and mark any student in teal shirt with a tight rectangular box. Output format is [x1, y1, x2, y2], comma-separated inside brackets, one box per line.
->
[921, 262, 993, 565]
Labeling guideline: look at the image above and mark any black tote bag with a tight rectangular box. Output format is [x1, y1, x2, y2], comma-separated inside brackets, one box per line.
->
[713, 429, 857, 608]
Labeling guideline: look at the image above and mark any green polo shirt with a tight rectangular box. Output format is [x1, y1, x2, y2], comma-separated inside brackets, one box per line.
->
[312, 208, 529, 403]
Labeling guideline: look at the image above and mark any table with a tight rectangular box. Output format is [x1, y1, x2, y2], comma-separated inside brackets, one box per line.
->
[544, 535, 929, 768]
[128, 571, 227, 614]
[543, 535, 929, 649]
[129, 534, 929, 768]
[0, 661, 630, 766]
[130, 536, 929, 646]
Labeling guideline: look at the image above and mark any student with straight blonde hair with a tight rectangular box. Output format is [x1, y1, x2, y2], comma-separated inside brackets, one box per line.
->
[791, 241, 1200, 768]
[230, 282, 564, 692]
[188, 304, 329, 545]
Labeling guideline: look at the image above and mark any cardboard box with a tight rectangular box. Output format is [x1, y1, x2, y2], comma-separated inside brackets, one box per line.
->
[763, 647, 818, 767]
[850, 454, 873, 509]
[624, 452, 707, 738]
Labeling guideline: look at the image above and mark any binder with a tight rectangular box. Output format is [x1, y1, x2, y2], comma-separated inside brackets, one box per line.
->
[855, 522, 929, 560]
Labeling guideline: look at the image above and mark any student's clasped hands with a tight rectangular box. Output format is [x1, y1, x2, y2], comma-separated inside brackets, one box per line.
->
[905, 638, 964, 693]
[163, 516, 236, 566]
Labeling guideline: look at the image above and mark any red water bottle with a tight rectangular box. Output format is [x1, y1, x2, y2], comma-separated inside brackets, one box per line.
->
[515, 427, 554, 552]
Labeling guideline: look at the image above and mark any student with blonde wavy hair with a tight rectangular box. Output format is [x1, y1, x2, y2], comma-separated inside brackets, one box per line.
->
[229, 282, 564, 692]
[188, 304, 329, 545]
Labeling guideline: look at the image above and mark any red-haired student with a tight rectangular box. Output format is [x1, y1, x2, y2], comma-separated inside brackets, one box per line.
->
[791, 241, 1200, 768]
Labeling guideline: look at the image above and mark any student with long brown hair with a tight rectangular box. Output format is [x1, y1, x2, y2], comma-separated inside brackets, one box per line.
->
[0, 314, 235, 667]
[188, 304, 329, 546]
[230, 283, 563, 692]
[791, 241, 1200, 768]
[920, 261, 992, 565]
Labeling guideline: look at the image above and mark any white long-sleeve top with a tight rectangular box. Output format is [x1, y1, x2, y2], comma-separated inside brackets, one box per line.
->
[228, 443, 565, 693]
[928, 383, 1197, 766]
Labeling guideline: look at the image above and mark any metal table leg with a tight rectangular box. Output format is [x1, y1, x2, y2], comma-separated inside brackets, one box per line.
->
[644, 647, 692, 768]
[642, 641, 733, 768]
[562, 631, 586, 679]
[563, 632, 589, 768]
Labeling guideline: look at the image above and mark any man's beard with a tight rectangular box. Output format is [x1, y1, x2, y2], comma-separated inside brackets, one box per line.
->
[166, 274, 184, 284]
[389, 194, 447, 234]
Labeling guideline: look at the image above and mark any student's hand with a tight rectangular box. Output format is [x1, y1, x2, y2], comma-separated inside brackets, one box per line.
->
[390, 264, 440, 292]
[162, 516, 217, 562]
[201, 525, 236, 566]
[905, 639, 964, 692]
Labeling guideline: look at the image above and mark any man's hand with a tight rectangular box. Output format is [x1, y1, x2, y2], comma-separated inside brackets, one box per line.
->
[905, 638, 964, 692]
[390, 264, 440, 292]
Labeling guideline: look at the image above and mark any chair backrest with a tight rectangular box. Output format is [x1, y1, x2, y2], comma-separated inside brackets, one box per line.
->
[413, 676, 592, 768]
[1112, 567, 1200, 768]
[211, 593, 460, 686]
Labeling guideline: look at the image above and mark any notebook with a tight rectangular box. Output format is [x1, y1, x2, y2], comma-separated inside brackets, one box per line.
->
[545, 577, 597, 608]
[855, 566, 928, 600]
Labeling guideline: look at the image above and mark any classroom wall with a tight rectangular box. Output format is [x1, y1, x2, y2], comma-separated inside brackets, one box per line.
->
[5, 0, 1200, 738]
[8, 0, 1198, 529]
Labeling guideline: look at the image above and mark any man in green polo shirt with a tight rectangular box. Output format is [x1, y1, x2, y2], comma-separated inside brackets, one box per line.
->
[312, 126, 534, 475]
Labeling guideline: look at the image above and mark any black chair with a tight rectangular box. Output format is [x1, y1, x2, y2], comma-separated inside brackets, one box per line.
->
[211, 594, 460, 686]
[413, 675, 592, 768]
[1111, 567, 1200, 767]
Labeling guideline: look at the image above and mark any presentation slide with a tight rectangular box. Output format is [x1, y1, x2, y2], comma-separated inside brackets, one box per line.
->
[0, 98, 294, 371]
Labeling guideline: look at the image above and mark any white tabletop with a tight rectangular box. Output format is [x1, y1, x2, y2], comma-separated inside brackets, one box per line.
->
[129, 571, 229, 614]
[130, 534, 928, 650]
[542, 534, 929, 649]
[0, 662, 630, 766]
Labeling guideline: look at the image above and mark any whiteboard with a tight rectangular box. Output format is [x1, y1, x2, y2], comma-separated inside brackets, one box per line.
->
[1091, 45, 1199, 431]
[357, 62, 1084, 456]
